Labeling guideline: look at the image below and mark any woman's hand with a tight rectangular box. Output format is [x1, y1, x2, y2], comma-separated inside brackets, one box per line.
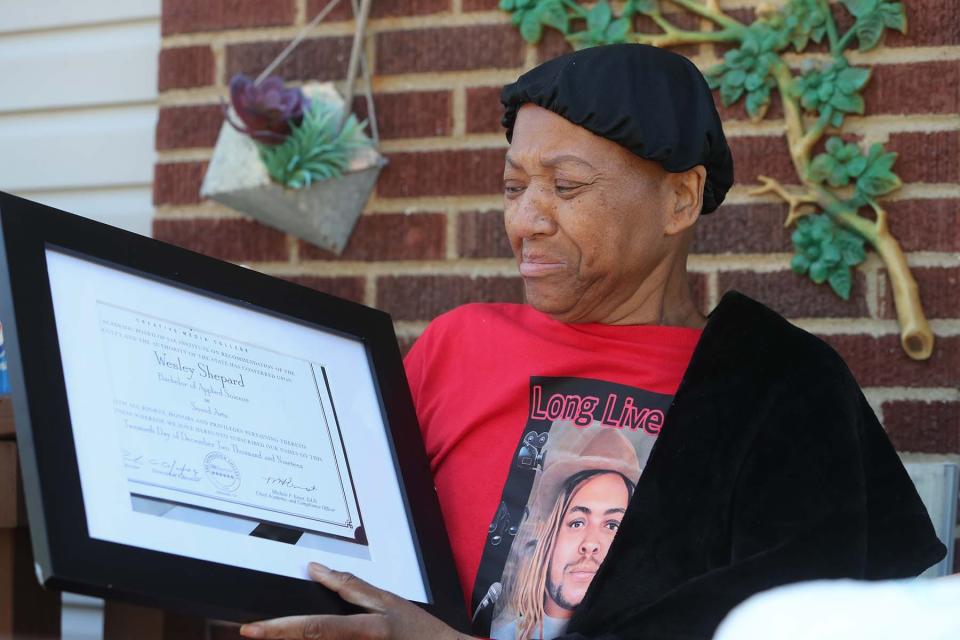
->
[239, 562, 473, 640]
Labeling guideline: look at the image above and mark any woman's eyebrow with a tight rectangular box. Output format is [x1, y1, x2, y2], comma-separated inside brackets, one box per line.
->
[541, 154, 597, 169]
[504, 154, 597, 170]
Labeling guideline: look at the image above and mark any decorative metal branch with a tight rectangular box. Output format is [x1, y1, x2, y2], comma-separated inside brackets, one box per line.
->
[500, 0, 933, 360]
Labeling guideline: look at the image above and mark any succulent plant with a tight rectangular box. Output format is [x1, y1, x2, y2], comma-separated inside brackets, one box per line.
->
[258, 99, 372, 189]
[227, 74, 311, 145]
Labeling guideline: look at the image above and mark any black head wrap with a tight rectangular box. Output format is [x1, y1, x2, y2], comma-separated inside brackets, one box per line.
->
[501, 44, 733, 214]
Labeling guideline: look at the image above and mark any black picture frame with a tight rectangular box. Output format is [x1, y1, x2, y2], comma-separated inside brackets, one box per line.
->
[0, 191, 468, 630]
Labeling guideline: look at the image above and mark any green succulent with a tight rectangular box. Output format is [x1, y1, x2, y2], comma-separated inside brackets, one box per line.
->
[258, 99, 373, 190]
[791, 213, 866, 298]
[706, 26, 787, 119]
[791, 60, 869, 127]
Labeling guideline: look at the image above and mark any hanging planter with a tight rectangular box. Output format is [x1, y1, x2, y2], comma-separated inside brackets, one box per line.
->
[199, 0, 382, 255]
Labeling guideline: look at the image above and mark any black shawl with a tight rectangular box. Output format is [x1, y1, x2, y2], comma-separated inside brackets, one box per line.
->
[562, 291, 945, 640]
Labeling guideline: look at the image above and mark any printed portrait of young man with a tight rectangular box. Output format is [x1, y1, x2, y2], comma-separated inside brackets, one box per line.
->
[480, 407, 655, 640]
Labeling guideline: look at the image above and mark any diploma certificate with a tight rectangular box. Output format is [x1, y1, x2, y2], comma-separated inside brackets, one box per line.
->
[98, 303, 365, 543]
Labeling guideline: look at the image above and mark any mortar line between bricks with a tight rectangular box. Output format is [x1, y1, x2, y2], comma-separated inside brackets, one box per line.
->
[523, 41, 538, 69]
[719, 184, 960, 203]
[154, 197, 508, 217]
[904, 253, 960, 267]
[706, 272, 719, 311]
[451, 84, 467, 137]
[287, 235, 299, 264]
[154, 204, 249, 219]
[364, 274, 377, 308]
[156, 150, 214, 163]
[687, 254, 797, 270]
[294, 0, 307, 26]
[160, 11, 511, 47]
[863, 387, 960, 402]
[687, 252, 960, 270]
[780, 45, 960, 64]
[864, 263, 880, 319]
[213, 41, 227, 88]
[792, 317, 960, 336]
[393, 320, 430, 336]
[930, 319, 960, 338]
[249, 260, 515, 278]
[371, 69, 524, 92]
[842, 46, 960, 64]
[720, 115, 960, 137]
[887, 185, 960, 200]
[444, 208, 458, 260]
[157, 89, 225, 106]
[381, 137, 508, 152]
[360, 195, 505, 211]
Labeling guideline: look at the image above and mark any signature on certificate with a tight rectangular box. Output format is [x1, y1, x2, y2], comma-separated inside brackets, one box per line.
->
[149, 457, 202, 481]
[264, 476, 318, 492]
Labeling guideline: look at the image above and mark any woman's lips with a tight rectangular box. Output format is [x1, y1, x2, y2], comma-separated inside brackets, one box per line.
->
[519, 258, 565, 277]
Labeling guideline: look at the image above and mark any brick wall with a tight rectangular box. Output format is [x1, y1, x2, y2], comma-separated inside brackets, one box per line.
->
[154, 0, 958, 463]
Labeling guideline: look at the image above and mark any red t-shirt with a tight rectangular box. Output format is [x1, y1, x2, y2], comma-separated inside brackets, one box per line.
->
[404, 303, 701, 628]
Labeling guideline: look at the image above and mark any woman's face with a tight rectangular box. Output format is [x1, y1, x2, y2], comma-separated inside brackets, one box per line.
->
[503, 104, 682, 324]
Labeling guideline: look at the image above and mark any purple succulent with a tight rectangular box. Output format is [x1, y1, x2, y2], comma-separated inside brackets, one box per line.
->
[225, 74, 310, 145]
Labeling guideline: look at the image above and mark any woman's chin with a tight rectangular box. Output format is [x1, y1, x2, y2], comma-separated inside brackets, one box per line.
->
[524, 284, 580, 320]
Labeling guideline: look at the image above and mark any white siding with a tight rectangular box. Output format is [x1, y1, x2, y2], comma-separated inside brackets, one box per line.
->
[0, 0, 158, 34]
[0, 0, 160, 236]
[0, 3, 161, 635]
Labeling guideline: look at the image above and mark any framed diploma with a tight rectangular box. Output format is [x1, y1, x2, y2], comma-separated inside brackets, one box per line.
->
[0, 191, 468, 628]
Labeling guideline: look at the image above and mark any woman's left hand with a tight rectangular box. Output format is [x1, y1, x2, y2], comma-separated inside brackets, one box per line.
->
[239, 562, 472, 640]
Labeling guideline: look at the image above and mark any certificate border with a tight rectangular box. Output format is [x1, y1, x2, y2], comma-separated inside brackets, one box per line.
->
[0, 191, 467, 629]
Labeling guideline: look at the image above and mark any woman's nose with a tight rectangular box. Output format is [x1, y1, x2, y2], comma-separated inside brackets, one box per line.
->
[506, 183, 557, 239]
